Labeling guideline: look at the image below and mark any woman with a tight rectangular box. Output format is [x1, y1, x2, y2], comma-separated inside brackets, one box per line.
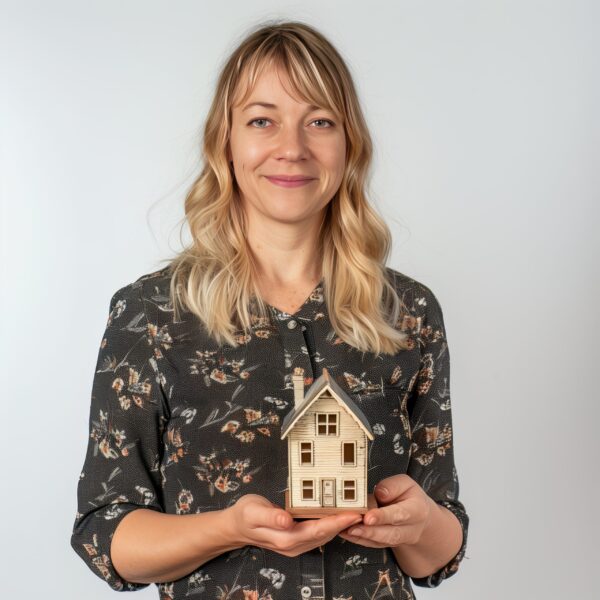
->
[70, 20, 469, 599]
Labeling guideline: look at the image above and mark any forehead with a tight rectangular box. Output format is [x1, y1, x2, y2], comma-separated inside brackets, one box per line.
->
[232, 61, 317, 110]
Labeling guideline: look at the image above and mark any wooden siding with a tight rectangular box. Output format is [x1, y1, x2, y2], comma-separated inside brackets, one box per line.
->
[288, 394, 368, 508]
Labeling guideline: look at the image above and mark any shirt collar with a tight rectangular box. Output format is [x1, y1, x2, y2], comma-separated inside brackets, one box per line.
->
[266, 277, 325, 323]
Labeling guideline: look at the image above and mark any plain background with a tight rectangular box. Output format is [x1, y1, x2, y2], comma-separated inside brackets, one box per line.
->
[1, 1, 598, 598]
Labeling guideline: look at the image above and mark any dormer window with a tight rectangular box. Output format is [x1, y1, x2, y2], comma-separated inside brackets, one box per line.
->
[316, 412, 337, 435]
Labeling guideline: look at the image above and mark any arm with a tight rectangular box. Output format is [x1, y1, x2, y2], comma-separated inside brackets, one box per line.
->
[392, 283, 469, 587]
[110, 507, 241, 584]
[70, 282, 241, 590]
[391, 494, 463, 578]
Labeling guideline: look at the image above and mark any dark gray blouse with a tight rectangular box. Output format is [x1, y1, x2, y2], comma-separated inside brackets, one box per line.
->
[70, 266, 469, 599]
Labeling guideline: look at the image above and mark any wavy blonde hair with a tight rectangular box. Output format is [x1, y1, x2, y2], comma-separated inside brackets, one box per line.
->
[159, 19, 411, 356]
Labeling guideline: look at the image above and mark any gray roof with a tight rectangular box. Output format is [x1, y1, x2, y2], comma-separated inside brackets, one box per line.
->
[280, 368, 374, 441]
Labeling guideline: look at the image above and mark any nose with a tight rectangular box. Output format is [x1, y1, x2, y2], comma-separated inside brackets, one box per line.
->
[274, 124, 309, 161]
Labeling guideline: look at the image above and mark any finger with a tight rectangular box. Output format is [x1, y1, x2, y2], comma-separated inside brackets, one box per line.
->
[309, 512, 363, 537]
[250, 512, 362, 554]
[330, 512, 365, 534]
[338, 530, 388, 549]
[251, 513, 360, 553]
[374, 474, 414, 503]
[362, 504, 411, 527]
[290, 513, 362, 546]
[245, 502, 294, 530]
[341, 523, 410, 547]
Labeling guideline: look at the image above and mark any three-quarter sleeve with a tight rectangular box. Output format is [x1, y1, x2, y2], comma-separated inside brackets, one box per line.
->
[406, 284, 469, 588]
[70, 282, 168, 591]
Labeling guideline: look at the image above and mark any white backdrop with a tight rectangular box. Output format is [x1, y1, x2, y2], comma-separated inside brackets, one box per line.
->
[1, 1, 598, 598]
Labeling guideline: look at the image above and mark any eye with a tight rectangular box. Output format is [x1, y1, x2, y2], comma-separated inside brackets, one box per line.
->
[248, 118, 270, 128]
[312, 119, 335, 128]
[247, 118, 335, 129]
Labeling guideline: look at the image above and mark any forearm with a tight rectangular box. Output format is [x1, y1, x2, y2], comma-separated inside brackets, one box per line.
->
[392, 501, 463, 579]
[111, 507, 242, 584]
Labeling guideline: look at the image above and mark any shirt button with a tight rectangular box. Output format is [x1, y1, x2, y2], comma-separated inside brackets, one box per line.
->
[300, 586, 312, 598]
[287, 319, 298, 329]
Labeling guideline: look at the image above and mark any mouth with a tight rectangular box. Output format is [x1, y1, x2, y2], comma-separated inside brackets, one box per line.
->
[265, 174, 316, 182]
[265, 175, 316, 188]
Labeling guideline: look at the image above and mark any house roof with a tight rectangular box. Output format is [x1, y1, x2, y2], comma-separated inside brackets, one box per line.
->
[280, 368, 374, 441]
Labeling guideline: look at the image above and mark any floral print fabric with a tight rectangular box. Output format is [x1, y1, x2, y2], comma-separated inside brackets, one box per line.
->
[70, 266, 469, 599]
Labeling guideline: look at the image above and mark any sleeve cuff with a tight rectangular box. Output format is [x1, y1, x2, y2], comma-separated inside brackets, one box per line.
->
[71, 502, 161, 591]
[410, 500, 469, 588]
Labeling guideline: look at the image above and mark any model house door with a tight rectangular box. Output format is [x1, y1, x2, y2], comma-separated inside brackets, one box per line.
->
[321, 479, 335, 506]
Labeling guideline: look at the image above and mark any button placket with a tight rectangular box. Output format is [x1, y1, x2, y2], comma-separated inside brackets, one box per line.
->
[272, 314, 325, 599]
[299, 548, 325, 600]
[275, 318, 313, 377]
[269, 308, 328, 599]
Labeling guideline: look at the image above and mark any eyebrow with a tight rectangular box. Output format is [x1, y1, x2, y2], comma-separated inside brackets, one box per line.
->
[242, 101, 323, 112]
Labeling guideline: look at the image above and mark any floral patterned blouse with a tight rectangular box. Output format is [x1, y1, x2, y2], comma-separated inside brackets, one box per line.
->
[70, 265, 469, 599]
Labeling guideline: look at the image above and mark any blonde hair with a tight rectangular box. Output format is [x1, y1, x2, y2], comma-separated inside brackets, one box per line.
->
[159, 19, 411, 356]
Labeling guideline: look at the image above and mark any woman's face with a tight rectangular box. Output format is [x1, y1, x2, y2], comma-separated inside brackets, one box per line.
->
[228, 64, 346, 227]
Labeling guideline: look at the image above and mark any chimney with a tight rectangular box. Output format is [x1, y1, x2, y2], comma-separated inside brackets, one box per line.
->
[292, 367, 305, 408]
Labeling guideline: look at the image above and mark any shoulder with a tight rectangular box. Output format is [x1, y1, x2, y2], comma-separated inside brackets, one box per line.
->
[384, 266, 446, 328]
[384, 266, 440, 303]
[107, 265, 172, 316]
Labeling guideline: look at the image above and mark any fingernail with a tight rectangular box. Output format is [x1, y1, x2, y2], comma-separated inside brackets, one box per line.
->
[376, 486, 388, 497]
[349, 527, 363, 536]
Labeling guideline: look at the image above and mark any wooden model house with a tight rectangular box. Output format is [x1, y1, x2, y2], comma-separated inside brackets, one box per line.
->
[281, 367, 376, 517]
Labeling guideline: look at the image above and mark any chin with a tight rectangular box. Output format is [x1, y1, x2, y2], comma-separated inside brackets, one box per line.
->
[266, 209, 313, 224]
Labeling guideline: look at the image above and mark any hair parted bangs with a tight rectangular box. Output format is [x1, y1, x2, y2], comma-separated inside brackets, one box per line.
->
[157, 19, 412, 357]
[229, 38, 346, 128]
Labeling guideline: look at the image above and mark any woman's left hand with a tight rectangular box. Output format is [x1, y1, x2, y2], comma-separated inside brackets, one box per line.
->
[338, 474, 436, 548]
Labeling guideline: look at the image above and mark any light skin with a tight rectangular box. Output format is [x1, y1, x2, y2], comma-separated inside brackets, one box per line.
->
[223, 63, 365, 556]
[110, 477, 462, 583]
[223, 65, 464, 577]
[223, 495, 363, 557]
[227, 63, 346, 313]
[337, 474, 464, 578]
[220, 475, 463, 578]
[108, 65, 461, 585]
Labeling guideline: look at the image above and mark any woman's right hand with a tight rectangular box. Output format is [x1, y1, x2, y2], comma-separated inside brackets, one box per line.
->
[222, 494, 363, 557]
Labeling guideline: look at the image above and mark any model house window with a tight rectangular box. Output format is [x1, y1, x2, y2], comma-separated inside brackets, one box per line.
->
[342, 442, 355, 465]
[301, 479, 315, 500]
[300, 442, 313, 465]
[316, 412, 337, 435]
[343, 480, 356, 501]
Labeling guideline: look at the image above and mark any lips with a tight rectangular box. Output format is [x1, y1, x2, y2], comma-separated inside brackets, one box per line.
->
[265, 175, 315, 182]
[265, 175, 316, 188]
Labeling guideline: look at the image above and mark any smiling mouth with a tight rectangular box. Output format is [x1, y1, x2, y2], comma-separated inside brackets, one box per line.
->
[265, 175, 316, 188]
[265, 175, 316, 182]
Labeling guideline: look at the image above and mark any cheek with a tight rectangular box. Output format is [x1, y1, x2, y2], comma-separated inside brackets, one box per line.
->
[321, 143, 346, 181]
[230, 130, 265, 165]
[243, 144, 266, 163]
[321, 162, 345, 196]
